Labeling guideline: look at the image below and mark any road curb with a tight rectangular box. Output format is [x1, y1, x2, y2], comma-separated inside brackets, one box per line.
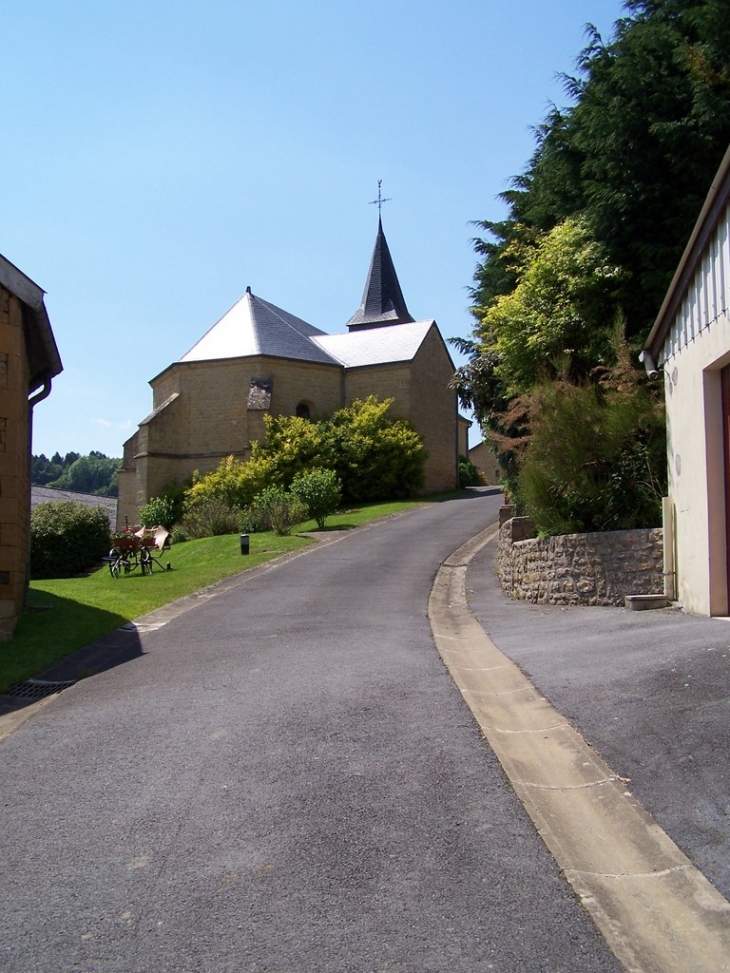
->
[428, 523, 730, 973]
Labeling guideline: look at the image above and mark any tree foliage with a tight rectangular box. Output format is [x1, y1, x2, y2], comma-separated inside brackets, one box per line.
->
[181, 397, 425, 537]
[475, 218, 623, 394]
[468, 0, 730, 343]
[515, 337, 667, 535]
[251, 396, 425, 503]
[32, 451, 121, 497]
[454, 0, 730, 532]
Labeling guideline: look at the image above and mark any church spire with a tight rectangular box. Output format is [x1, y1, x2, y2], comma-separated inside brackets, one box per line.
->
[346, 213, 415, 331]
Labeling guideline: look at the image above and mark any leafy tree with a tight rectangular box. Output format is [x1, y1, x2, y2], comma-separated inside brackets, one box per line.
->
[254, 414, 327, 483]
[290, 468, 342, 528]
[185, 397, 426, 519]
[474, 218, 623, 394]
[48, 454, 121, 497]
[502, 330, 667, 534]
[458, 456, 483, 488]
[455, 0, 730, 532]
[32, 451, 121, 496]
[139, 496, 178, 530]
[252, 486, 308, 536]
[31, 454, 62, 485]
[468, 0, 730, 348]
[252, 396, 425, 502]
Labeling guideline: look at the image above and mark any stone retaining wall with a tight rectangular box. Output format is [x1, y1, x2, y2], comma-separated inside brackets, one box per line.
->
[497, 513, 664, 607]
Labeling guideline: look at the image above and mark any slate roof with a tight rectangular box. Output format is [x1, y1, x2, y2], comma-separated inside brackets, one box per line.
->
[173, 220, 439, 372]
[0, 253, 62, 392]
[180, 288, 338, 366]
[345, 217, 415, 330]
[314, 320, 434, 368]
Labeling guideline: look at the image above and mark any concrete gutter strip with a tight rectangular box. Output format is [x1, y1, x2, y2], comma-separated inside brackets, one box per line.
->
[429, 523, 730, 973]
[0, 694, 60, 745]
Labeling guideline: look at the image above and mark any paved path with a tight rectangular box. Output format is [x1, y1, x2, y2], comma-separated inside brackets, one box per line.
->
[468, 538, 730, 907]
[436, 527, 730, 973]
[0, 491, 621, 973]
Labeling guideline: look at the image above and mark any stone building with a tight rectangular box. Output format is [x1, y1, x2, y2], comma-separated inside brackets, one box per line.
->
[0, 255, 62, 640]
[468, 439, 502, 485]
[119, 219, 460, 524]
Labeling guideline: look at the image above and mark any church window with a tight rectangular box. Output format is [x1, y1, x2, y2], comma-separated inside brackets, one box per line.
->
[296, 401, 312, 420]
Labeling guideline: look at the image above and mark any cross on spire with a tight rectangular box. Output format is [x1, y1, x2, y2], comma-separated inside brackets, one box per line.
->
[369, 179, 391, 214]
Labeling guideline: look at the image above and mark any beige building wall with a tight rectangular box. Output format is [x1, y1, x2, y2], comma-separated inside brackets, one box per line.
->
[661, 316, 730, 616]
[469, 440, 502, 485]
[342, 326, 458, 494]
[457, 416, 470, 458]
[0, 286, 32, 640]
[119, 355, 342, 524]
[408, 326, 458, 493]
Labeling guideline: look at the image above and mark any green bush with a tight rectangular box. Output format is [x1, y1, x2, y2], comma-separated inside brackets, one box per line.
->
[139, 495, 177, 530]
[239, 500, 273, 534]
[290, 468, 342, 528]
[252, 396, 425, 503]
[179, 499, 242, 539]
[185, 455, 276, 511]
[30, 501, 111, 579]
[254, 486, 308, 536]
[516, 348, 666, 535]
[185, 397, 426, 515]
[458, 455, 483, 488]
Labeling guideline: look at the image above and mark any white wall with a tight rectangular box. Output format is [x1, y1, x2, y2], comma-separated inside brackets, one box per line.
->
[663, 314, 730, 614]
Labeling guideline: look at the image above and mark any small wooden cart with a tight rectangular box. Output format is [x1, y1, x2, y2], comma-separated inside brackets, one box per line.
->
[108, 526, 171, 578]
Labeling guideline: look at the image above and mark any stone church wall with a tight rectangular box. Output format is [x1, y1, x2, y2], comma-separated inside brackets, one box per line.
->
[345, 362, 411, 412]
[409, 327, 458, 494]
[118, 356, 343, 524]
[0, 285, 32, 639]
[119, 326, 459, 522]
[497, 515, 664, 606]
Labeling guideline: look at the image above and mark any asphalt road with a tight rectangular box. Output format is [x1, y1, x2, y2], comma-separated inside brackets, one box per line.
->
[0, 491, 622, 973]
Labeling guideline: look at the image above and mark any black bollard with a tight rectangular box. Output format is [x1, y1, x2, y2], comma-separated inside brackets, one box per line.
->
[240, 534, 250, 555]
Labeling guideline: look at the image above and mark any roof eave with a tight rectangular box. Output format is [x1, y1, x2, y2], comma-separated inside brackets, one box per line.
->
[644, 142, 730, 359]
[0, 255, 63, 390]
[151, 350, 342, 383]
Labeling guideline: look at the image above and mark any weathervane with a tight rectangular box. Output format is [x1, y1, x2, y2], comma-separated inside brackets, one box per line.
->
[369, 179, 391, 214]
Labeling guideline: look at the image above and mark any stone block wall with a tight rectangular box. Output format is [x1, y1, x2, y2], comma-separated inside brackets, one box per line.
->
[497, 515, 664, 606]
[0, 285, 32, 640]
[408, 326, 458, 494]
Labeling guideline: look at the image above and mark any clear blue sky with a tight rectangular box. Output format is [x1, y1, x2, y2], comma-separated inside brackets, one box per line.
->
[4, 0, 625, 458]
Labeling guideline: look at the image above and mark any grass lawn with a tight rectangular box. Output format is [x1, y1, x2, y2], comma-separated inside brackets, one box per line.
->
[0, 497, 432, 692]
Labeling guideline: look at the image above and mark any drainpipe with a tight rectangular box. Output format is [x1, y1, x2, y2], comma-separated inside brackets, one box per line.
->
[25, 374, 54, 605]
[28, 374, 53, 410]
[662, 496, 676, 601]
[638, 349, 660, 381]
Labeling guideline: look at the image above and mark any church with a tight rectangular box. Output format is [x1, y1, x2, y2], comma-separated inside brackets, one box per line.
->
[117, 218, 464, 526]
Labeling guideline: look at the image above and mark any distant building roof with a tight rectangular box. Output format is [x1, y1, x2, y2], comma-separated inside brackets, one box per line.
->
[345, 217, 415, 330]
[179, 288, 338, 366]
[169, 219, 443, 374]
[314, 320, 434, 368]
[0, 254, 62, 392]
[31, 487, 117, 531]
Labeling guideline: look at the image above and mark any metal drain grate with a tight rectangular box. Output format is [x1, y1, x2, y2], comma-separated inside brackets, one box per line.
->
[3, 679, 76, 700]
